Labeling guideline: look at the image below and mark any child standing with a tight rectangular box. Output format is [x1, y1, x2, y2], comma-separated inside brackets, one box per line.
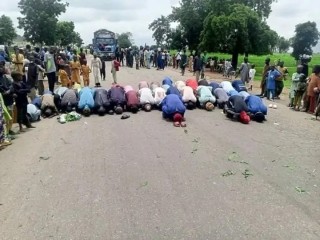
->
[81, 59, 91, 87]
[289, 65, 304, 107]
[266, 65, 282, 101]
[248, 64, 256, 91]
[111, 57, 120, 84]
[10, 71, 34, 132]
[59, 65, 70, 87]
[69, 56, 81, 85]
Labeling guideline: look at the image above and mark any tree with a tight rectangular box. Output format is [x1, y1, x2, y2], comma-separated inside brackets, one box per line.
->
[18, 0, 68, 45]
[291, 21, 320, 60]
[72, 32, 83, 48]
[56, 21, 76, 46]
[0, 15, 17, 45]
[200, 4, 278, 68]
[167, 26, 187, 50]
[117, 32, 133, 48]
[277, 36, 290, 53]
[167, 0, 276, 51]
[170, 0, 210, 51]
[149, 15, 171, 46]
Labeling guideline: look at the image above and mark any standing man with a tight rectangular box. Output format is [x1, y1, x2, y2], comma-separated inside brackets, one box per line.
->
[259, 57, 270, 97]
[44, 47, 57, 93]
[275, 61, 286, 99]
[180, 49, 187, 76]
[239, 57, 250, 84]
[193, 52, 202, 81]
[100, 57, 106, 81]
[91, 55, 102, 85]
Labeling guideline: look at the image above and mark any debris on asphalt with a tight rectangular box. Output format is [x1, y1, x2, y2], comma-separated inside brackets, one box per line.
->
[191, 148, 198, 154]
[192, 138, 199, 143]
[274, 122, 280, 126]
[39, 156, 50, 161]
[242, 169, 253, 179]
[228, 152, 239, 161]
[295, 187, 306, 193]
[136, 181, 148, 190]
[184, 129, 188, 134]
[221, 170, 236, 177]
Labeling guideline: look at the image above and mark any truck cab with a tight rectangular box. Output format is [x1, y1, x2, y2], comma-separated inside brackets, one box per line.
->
[93, 29, 117, 61]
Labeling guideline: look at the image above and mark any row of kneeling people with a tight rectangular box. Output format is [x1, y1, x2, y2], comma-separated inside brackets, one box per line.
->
[25, 77, 268, 124]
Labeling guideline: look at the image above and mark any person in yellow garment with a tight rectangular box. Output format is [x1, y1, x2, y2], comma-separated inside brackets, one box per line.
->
[69, 55, 81, 85]
[11, 47, 24, 75]
[81, 59, 91, 87]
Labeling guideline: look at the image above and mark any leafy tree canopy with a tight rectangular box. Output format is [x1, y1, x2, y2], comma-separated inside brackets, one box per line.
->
[149, 15, 171, 46]
[291, 21, 320, 60]
[117, 32, 134, 49]
[0, 15, 17, 45]
[18, 0, 68, 45]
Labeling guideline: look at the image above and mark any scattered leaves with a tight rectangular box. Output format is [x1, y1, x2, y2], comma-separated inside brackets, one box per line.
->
[191, 148, 198, 154]
[295, 187, 306, 193]
[192, 138, 200, 143]
[228, 152, 239, 161]
[221, 170, 236, 177]
[242, 169, 253, 179]
[136, 181, 148, 190]
[39, 156, 50, 161]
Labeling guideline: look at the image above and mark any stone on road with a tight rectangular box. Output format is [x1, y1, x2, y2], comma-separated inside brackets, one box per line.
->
[0, 62, 320, 240]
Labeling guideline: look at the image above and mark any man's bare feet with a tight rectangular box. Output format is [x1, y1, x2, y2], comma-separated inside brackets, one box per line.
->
[173, 122, 181, 127]
[180, 122, 187, 127]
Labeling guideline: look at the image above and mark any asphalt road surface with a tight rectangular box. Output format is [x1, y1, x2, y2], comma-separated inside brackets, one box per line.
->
[1, 59, 320, 240]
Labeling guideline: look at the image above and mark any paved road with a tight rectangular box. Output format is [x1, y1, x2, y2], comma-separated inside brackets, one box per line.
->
[1, 60, 320, 240]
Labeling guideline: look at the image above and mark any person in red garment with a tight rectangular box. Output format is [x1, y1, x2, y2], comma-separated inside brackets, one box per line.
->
[124, 85, 139, 113]
[186, 79, 198, 92]
[111, 57, 120, 84]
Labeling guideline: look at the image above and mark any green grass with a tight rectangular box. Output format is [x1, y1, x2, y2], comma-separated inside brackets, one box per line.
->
[206, 53, 320, 88]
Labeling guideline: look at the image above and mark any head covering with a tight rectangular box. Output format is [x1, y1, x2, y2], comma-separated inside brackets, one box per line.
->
[173, 113, 183, 122]
[83, 106, 91, 117]
[253, 112, 265, 123]
[144, 103, 152, 112]
[186, 101, 195, 110]
[239, 111, 250, 124]
[115, 106, 123, 115]
[131, 105, 138, 113]
[44, 108, 52, 117]
[205, 102, 215, 111]
[98, 106, 105, 116]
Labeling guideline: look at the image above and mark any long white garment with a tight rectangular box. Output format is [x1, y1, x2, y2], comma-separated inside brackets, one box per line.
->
[175, 80, 186, 93]
[153, 87, 166, 105]
[182, 86, 197, 103]
[139, 88, 155, 105]
[220, 81, 235, 94]
[91, 58, 102, 84]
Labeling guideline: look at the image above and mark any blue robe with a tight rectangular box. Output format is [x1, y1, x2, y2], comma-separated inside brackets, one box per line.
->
[209, 82, 220, 93]
[232, 80, 247, 92]
[162, 94, 186, 119]
[162, 77, 173, 86]
[246, 95, 267, 115]
[267, 70, 281, 90]
[166, 86, 181, 96]
[78, 87, 94, 109]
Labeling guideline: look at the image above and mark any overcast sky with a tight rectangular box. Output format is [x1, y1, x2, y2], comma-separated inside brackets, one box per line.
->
[1, 0, 319, 51]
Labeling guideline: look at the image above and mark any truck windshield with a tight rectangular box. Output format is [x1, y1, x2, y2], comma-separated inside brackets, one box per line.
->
[96, 38, 115, 45]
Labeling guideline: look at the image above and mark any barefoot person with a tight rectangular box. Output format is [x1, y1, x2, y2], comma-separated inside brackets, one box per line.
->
[10, 71, 34, 132]
[161, 94, 186, 127]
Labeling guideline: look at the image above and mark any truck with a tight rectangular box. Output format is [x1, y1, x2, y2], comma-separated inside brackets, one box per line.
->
[92, 29, 117, 61]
